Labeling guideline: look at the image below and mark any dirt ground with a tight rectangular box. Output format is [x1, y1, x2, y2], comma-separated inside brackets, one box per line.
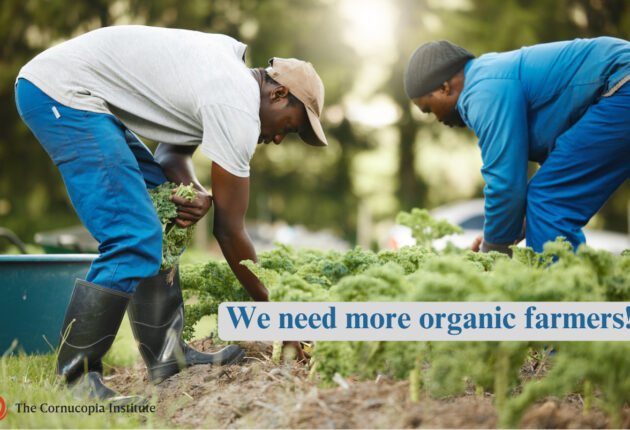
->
[106, 340, 628, 429]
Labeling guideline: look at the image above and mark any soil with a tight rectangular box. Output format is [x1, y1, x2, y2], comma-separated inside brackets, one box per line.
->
[105, 339, 628, 429]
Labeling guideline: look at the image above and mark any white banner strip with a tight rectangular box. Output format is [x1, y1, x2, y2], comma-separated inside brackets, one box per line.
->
[218, 302, 630, 341]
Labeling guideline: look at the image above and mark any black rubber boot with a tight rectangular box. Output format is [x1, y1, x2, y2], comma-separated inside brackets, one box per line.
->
[128, 265, 245, 383]
[57, 279, 145, 405]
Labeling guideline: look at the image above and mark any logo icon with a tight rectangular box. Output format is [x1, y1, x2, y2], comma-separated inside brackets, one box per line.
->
[0, 396, 7, 420]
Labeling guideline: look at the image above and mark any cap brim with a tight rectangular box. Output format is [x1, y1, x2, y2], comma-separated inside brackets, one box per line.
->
[299, 107, 328, 147]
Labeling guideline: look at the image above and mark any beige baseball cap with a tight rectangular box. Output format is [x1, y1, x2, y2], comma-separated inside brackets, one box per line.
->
[266, 57, 328, 147]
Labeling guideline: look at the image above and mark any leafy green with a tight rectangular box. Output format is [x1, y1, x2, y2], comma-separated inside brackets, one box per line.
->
[148, 182, 197, 270]
[396, 208, 463, 248]
[178, 208, 630, 427]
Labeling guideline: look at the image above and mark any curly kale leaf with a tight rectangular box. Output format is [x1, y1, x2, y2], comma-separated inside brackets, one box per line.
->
[396, 208, 463, 248]
[148, 182, 197, 270]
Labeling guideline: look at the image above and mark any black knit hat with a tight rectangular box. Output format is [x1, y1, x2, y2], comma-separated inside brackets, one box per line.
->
[404, 40, 475, 99]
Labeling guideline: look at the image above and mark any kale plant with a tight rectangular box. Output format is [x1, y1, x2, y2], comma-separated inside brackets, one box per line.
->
[148, 182, 197, 270]
[396, 208, 463, 248]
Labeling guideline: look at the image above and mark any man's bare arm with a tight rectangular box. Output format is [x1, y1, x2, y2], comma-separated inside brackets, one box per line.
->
[211, 162, 268, 301]
[154, 143, 212, 227]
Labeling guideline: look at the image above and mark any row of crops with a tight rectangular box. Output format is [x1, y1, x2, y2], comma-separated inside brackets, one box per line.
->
[179, 209, 630, 427]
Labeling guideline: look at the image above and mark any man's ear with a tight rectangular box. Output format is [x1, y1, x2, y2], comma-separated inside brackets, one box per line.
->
[440, 81, 451, 95]
[270, 85, 290, 102]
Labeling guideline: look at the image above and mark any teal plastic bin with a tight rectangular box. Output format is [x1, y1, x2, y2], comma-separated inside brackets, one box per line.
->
[0, 254, 96, 355]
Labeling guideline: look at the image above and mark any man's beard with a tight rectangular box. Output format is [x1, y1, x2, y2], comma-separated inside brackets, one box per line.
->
[442, 109, 466, 128]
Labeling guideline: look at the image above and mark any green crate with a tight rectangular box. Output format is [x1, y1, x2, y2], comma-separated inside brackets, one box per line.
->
[0, 254, 96, 355]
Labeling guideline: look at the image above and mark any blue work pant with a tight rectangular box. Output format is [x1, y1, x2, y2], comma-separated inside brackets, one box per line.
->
[526, 83, 630, 252]
[15, 79, 167, 293]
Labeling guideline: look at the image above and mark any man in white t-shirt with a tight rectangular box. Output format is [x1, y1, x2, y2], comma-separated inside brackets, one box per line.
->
[15, 25, 327, 403]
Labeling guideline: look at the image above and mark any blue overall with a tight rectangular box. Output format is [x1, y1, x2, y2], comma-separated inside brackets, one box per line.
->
[15, 78, 167, 293]
[457, 37, 630, 252]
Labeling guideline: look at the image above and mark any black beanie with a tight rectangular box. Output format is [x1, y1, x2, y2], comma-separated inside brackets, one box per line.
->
[404, 40, 475, 99]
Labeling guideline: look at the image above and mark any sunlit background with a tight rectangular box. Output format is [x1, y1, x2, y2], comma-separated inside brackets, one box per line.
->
[1, 0, 629, 255]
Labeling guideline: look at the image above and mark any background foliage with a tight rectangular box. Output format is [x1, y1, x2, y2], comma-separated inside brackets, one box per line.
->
[1, 0, 629, 250]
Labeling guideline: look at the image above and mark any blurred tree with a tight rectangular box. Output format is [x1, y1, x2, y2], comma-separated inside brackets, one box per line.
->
[0, 0, 117, 250]
[388, 0, 430, 212]
[0, 0, 363, 251]
[2, 0, 629, 252]
[232, 0, 364, 241]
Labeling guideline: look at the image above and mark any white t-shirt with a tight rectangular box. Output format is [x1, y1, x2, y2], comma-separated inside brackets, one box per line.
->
[18, 25, 260, 177]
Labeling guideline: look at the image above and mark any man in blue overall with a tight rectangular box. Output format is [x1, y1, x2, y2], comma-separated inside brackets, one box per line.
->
[15, 26, 327, 403]
[404, 38, 630, 256]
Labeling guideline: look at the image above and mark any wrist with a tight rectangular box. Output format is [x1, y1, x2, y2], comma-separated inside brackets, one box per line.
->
[249, 285, 268, 301]
[193, 184, 210, 195]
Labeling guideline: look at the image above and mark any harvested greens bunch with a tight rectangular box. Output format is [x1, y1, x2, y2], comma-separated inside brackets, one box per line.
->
[148, 182, 197, 270]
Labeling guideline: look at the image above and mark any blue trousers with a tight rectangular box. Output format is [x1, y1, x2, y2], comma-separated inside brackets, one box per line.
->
[15, 79, 167, 293]
[526, 83, 630, 252]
